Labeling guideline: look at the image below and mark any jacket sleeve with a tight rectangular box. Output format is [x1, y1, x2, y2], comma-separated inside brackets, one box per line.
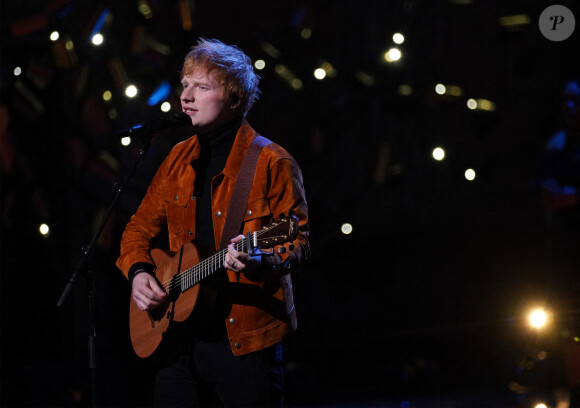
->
[263, 154, 310, 276]
[115, 153, 173, 279]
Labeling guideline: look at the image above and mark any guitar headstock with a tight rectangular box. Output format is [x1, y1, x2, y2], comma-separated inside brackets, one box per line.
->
[255, 215, 299, 249]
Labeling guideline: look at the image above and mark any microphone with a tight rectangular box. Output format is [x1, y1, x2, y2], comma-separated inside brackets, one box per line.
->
[116, 112, 191, 137]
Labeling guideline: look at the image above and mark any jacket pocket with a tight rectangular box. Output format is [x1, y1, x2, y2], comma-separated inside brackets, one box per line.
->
[164, 183, 191, 234]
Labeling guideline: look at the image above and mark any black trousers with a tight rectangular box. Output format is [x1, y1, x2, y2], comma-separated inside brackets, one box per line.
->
[153, 335, 284, 408]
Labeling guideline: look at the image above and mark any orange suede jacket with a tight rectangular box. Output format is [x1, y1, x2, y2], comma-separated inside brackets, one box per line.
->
[116, 120, 310, 356]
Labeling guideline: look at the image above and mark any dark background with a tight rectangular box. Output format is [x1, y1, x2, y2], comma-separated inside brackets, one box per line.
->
[2, 0, 580, 406]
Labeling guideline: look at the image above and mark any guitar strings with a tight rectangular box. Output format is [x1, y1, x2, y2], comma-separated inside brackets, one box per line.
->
[158, 227, 283, 293]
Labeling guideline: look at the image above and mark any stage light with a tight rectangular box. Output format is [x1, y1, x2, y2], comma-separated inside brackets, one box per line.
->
[341, 223, 353, 235]
[529, 309, 548, 329]
[148, 81, 171, 106]
[39, 223, 50, 236]
[91, 33, 104, 46]
[398, 84, 413, 95]
[121, 136, 131, 146]
[125, 85, 138, 98]
[314, 68, 326, 80]
[393, 33, 405, 44]
[160, 102, 171, 112]
[435, 84, 446, 95]
[138, 0, 153, 19]
[476, 98, 496, 111]
[356, 71, 375, 86]
[464, 168, 476, 181]
[89, 8, 110, 41]
[14, 67, 22, 76]
[274, 64, 303, 90]
[50, 31, 59, 41]
[102, 90, 112, 102]
[300, 28, 312, 39]
[384, 48, 402, 63]
[534, 404, 547, 408]
[254, 59, 266, 70]
[467, 98, 477, 110]
[432, 147, 445, 161]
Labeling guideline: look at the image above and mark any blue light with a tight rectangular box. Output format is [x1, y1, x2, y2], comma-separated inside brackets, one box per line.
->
[148, 81, 171, 106]
[90, 8, 110, 39]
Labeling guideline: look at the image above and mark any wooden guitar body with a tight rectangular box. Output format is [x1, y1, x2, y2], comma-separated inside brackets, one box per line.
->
[129, 243, 202, 359]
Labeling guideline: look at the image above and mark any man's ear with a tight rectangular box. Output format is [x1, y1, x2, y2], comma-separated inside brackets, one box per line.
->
[230, 94, 242, 111]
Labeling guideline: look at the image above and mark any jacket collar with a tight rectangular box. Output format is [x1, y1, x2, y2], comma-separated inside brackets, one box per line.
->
[221, 120, 257, 180]
[184, 119, 257, 179]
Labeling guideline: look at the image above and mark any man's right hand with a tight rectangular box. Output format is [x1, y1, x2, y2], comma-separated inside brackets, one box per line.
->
[131, 272, 168, 311]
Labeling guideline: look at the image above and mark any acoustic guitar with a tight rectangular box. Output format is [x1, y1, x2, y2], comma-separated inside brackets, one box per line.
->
[129, 215, 298, 359]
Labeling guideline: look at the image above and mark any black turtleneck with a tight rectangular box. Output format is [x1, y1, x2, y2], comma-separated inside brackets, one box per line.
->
[191, 119, 242, 251]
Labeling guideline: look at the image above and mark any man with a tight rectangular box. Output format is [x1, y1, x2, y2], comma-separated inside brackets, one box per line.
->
[116, 38, 310, 407]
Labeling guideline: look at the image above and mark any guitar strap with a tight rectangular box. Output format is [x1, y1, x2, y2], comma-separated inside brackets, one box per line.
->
[218, 135, 271, 250]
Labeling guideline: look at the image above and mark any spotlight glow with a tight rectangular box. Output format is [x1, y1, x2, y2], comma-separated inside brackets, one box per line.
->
[13, 67, 22, 76]
[529, 309, 548, 329]
[465, 169, 476, 181]
[121, 136, 132, 146]
[160, 102, 171, 112]
[393, 33, 405, 44]
[341, 223, 353, 235]
[50, 31, 60, 41]
[384, 48, 402, 62]
[91, 33, 104, 46]
[39, 224, 50, 236]
[314, 68, 326, 80]
[432, 147, 445, 161]
[435, 84, 446, 95]
[254, 59, 266, 70]
[102, 90, 112, 101]
[125, 85, 138, 98]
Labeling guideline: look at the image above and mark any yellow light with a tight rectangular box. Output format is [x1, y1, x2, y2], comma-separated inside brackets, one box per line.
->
[534, 404, 548, 408]
[341, 223, 353, 235]
[467, 98, 477, 110]
[300, 28, 312, 39]
[432, 147, 445, 161]
[314, 68, 326, 80]
[160, 102, 171, 112]
[91, 33, 104, 46]
[475, 98, 496, 112]
[50, 31, 60, 41]
[254, 59, 266, 70]
[384, 48, 402, 63]
[398, 84, 412, 96]
[447, 85, 463, 96]
[39, 224, 50, 236]
[529, 309, 548, 329]
[102, 90, 112, 101]
[465, 169, 476, 181]
[291, 78, 303, 90]
[435, 84, 446, 95]
[125, 85, 138, 98]
[393, 33, 405, 44]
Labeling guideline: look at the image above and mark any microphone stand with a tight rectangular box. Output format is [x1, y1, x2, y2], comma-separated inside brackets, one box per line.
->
[56, 132, 154, 408]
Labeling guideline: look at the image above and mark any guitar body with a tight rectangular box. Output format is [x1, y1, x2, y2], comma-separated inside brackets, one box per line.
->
[128, 216, 299, 360]
[129, 242, 203, 359]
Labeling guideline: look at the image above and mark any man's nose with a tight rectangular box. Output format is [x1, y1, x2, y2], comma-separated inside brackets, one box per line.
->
[181, 88, 194, 101]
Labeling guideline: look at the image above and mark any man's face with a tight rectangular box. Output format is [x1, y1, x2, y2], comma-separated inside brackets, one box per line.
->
[180, 67, 236, 134]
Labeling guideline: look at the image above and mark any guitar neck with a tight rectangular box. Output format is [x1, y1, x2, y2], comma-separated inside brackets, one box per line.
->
[179, 239, 249, 293]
